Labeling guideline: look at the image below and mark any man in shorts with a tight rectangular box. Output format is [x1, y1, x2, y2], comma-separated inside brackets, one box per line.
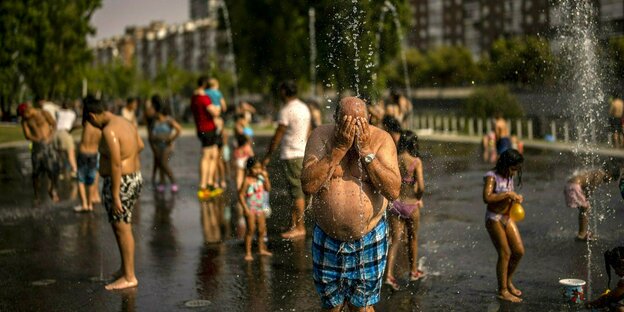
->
[74, 120, 102, 212]
[191, 76, 222, 198]
[83, 95, 144, 290]
[263, 80, 311, 239]
[301, 97, 401, 310]
[18, 103, 60, 203]
[54, 101, 78, 176]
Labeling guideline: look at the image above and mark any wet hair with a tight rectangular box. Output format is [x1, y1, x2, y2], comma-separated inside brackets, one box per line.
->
[390, 89, 401, 103]
[279, 80, 297, 97]
[494, 149, 524, 187]
[307, 100, 320, 110]
[126, 97, 137, 105]
[83, 94, 106, 116]
[604, 246, 624, 289]
[397, 130, 420, 158]
[151, 94, 163, 113]
[382, 115, 402, 134]
[236, 134, 249, 147]
[197, 75, 210, 88]
[245, 156, 259, 172]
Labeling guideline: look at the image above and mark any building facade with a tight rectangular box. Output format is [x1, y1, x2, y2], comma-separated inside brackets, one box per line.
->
[408, 0, 623, 56]
[93, 18, 223, 78]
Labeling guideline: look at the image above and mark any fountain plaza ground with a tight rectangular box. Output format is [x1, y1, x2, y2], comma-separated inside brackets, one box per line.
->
[1, 134, 623, 311]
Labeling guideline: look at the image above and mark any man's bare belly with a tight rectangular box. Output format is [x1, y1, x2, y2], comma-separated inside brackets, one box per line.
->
[312, 177, 387, 241]
[99, 156, 140, 177]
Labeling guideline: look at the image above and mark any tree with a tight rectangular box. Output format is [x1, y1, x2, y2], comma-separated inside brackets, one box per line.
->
[464, 85, 524, 119]
[227, 0, 410, 97]
[608, 37, 624, 86]
[0, 0, 100, 119]
[487, 36, 555, 87]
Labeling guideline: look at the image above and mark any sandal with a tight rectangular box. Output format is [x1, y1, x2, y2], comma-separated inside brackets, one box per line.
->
[384, 276, 400, 291]
[410, 270, 426, 281]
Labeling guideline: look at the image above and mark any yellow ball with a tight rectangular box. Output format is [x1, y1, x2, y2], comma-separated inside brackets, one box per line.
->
[510, 203, 525, 221]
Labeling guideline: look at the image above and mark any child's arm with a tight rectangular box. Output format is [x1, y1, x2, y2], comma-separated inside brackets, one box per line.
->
[587, 282, 624, 309]
[167, 118, 182, 143]
[483, 177, 523, 204]
[413, 158, 424, 200]
[261, 170, 271, 192]
[238, 178, 251, 215]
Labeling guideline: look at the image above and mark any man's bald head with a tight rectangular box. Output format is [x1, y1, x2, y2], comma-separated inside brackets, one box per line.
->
[334, 96, 368, 122]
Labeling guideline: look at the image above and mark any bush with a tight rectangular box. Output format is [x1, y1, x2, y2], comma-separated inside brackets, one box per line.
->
[463, 85, 524, 119]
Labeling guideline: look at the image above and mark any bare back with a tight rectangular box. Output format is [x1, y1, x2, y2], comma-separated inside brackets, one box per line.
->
[398, 153, 424, 204]
[308, 125, 396, 241]
[610, 98, 624, 118]
[80, 122, 102, 154]
[99, 116, 142, 176]
[495, 118, 510, 140]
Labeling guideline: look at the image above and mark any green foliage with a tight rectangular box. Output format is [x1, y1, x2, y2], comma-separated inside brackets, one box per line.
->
[0, 0, 101, 118]
[608, 37, 624, 83]
[463, 85, 524, 119]
[227, 0, 409, 96]
[487, 36, 555, 87]
[384, 46, 482, 88]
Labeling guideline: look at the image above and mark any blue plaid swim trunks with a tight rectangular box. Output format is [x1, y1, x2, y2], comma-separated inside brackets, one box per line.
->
[312, 217, 388, 309]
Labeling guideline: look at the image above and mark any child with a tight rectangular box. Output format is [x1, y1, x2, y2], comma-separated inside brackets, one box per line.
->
[238, 157, 272, 261]
[233, 134, 254, 238]
[587, 246, 624, 311]
[205, 78, 226, 134]
[234, 113, 254, 139]
[151, 100, 182, 192]
[564, 167, 613, 241]
[483, 149, 525, 303]
[385, 130, 426, 290]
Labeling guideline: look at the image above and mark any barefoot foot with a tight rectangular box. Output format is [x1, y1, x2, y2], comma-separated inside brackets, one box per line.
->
[508, 283, 522, 297]
[280, 229, 306, 240]
[244, 254, 254, 261]
[497, 290, 522, 303]
[258, 250, 273, 257]
[105, 276, 138, 290]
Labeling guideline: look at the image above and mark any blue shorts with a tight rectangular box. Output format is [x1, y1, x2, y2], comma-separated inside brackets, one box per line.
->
[496, 137, 512, 154]
[312, 217, 388, 309]
[77, 153, 99, 185]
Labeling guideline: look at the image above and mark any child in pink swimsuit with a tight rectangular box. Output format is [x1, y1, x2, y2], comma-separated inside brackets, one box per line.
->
[385, 130, 426, 290]
[238, 157, 272, 261]
[483, 149, 525, 303]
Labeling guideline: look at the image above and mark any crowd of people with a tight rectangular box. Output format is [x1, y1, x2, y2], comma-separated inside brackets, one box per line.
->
[15, 79, 624, 311]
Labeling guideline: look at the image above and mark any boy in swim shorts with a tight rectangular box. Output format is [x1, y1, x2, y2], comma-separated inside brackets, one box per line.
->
[83, 95, 144, 291]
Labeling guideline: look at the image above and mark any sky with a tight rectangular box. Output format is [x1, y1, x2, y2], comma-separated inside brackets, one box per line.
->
[90, 0, 189, 44]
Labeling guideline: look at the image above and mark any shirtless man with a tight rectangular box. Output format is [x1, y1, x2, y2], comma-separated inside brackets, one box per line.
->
[18, 103, 60, 203]
[83, 95, 144, 290]
[609, 96, 623, 148]
[301, 97, 401, 311]
[74, 120, 102, 212]
[494, 112, 511, 156]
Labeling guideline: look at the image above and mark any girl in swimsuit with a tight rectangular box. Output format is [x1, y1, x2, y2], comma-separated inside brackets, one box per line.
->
[587, 246, 624, 311]
[151, 100, 182, 193]
[238, 157, 272, 261]
[385, 130, 425, 290]
[483, 149, 524, 303]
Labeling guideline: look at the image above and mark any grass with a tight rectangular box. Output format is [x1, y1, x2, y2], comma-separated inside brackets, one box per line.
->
[0, 124, 25, 144]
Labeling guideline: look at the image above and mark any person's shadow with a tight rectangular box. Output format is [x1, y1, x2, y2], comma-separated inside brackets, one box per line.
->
[200, 196, 224, 244]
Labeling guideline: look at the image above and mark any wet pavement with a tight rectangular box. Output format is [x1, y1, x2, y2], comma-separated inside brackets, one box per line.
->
[1, 135, 623, 311]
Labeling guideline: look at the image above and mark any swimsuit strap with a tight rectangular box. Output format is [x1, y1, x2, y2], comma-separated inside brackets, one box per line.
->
[403, 158, 420, 184]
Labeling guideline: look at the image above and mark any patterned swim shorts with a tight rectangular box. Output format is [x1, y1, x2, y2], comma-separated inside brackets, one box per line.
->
[312, 217, 388, 308]
[31, 141, 59, 178]
[102, 172, 143, 223]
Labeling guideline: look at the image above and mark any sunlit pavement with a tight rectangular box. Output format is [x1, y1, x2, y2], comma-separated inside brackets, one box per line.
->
[0, 135, 623, 311]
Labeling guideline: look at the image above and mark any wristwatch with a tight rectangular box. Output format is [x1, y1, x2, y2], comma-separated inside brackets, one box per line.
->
[364, 153, 376, 164]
